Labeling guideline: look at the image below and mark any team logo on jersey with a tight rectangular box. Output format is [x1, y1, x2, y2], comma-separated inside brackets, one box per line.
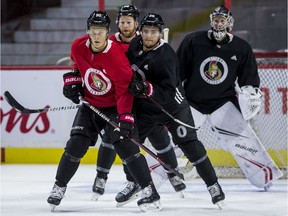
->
[84, 68, 111, 95]
[199, 56, 228, 85]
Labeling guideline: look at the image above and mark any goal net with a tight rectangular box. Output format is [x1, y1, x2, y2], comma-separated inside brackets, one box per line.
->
[197, 52, 287, 178]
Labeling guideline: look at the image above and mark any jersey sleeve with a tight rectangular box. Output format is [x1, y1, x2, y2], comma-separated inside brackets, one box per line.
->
[176, 33, 194, 82]
[109, 45, 134, 115]
[150, 46, 181, 105]
[236, 42, 260, 88]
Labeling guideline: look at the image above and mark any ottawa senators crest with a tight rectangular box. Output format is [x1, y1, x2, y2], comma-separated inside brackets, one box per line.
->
[200, 56, 228, 85]
[84, 68, 111, 95]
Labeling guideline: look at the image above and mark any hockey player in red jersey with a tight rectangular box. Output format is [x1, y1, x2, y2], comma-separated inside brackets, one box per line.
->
[127, 12, 225, 208]
[92, 5, 186, 207]
[47, 10, 162, 212]
[176, 5, 282, 189]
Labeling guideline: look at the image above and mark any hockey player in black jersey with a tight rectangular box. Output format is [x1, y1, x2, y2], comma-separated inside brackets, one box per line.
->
[176, 6, 282, 189]
[127, 12, 225, 208]
[92, 5, 186, 207]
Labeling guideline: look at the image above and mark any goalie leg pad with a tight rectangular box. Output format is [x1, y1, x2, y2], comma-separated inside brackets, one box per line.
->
[209, 102, 283, 188]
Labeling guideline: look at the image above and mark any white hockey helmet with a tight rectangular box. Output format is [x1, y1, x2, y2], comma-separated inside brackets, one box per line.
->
[210, 5, 234, 41]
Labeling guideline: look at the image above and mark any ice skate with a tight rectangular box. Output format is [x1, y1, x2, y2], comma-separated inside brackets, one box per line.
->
[137, 183, 162, 212]
[168, 175, 186, 198]
[207, 182, 225, 209]
[47, 183, 66, 212]
[91, 176, 107, 201]
[115, 181, 141, 207]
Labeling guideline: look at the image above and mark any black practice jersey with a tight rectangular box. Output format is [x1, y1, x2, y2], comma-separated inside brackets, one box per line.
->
[177, 30, 260, 114]
[127, 35, 187, 114]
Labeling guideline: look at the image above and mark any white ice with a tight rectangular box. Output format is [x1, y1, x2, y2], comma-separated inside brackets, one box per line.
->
[1, 164, 287, 216]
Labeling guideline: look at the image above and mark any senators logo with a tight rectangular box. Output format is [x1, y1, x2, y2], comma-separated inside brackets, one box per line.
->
[84, 68, 111, 95]
[91, 73, 107, 91]
[200, 56, 228, 85]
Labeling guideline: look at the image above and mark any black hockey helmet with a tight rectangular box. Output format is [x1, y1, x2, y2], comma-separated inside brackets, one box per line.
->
[116, 5, 140, 23]
[87, 10, 111, 29]
[140, 13, 164, 32]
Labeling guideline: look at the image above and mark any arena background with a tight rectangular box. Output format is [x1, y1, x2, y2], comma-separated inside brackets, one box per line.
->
[1, 0, 287, 169]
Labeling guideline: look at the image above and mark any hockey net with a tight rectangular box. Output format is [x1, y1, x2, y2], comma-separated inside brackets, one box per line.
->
[197, 52, 287, 178]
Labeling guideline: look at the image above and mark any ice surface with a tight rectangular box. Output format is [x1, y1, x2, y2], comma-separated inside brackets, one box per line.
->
[1, 164, 287, 216]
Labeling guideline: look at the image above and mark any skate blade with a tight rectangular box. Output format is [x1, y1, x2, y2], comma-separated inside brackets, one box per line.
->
[178, 191, 185, 199]
[215, 200, 225, 210]
[49, 204, 56, 212]
[91, 193, 102, 201]
[116, 192, 140, 207]
[139, 200, 163, 212]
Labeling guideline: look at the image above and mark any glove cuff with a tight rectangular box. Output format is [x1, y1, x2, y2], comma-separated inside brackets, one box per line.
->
[119, 113, 135, 124]
[145, 81, 154, 97]
[63, 72, 82, 85]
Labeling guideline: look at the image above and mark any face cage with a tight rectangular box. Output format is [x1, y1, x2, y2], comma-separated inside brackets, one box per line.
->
[210, 14, 234, 41]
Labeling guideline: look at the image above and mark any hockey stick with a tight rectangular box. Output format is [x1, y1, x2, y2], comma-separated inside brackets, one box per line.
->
[146, 96, 199, 130]
[4, 90, 184, 179]
[4, 91, 80, 114]
[163, 28, 169, 42]
[80, 98, 184, 180]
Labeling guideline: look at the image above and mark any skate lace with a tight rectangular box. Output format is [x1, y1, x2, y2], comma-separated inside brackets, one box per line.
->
[169, 176, 183, 186]
[208, 183, 221, 198]
[121, 181, 137, 195]
[95, 177, 106, 189]
[50, 184, 66, 199]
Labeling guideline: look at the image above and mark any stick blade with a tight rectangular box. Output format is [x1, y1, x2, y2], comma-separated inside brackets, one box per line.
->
[3, 91, 26, 114]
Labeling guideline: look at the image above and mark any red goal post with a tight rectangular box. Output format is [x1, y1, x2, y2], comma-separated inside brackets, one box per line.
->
[197, 52, 287, 178]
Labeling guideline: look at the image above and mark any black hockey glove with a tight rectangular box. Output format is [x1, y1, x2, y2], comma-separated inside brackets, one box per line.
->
[63, 70, 84, 104]
[128, 80, 154, 97]
[115, 113, 135, 140]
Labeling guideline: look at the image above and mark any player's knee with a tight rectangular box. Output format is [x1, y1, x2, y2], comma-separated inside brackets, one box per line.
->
[178, 140, 207, 163]
[65, 134, 92, 158]
[123, 153, 141, 164]
[148, 127, 170, 149]
[100, 141, 114, 150]
[154, 143, 173, 154]
[113, 140, 140, 161]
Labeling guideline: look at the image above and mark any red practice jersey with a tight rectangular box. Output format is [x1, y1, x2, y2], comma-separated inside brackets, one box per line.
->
[70, 34, 134, 114]
[109, 32, 140, 53]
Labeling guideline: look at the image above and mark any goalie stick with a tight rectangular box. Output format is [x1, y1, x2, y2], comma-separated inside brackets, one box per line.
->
[4, 91, 80, 114]
[3, 90, 184, 180]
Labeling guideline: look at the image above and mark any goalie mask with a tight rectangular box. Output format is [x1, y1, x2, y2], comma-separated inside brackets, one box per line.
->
[210, 5, 234, 42]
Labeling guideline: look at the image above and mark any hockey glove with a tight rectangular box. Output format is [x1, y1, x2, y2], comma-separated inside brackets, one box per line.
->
[115, 113, 135, 140]
[63, 70, 84, 104]
[238, 85, 262, 120]
[128, 80, 154, 97]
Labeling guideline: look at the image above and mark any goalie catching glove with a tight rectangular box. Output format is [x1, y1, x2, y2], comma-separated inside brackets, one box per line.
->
[128, 79, 154, 97]
[63, 69, 84, 104]
[238, 85, 262, 120]
[115, 113, 135, 140]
